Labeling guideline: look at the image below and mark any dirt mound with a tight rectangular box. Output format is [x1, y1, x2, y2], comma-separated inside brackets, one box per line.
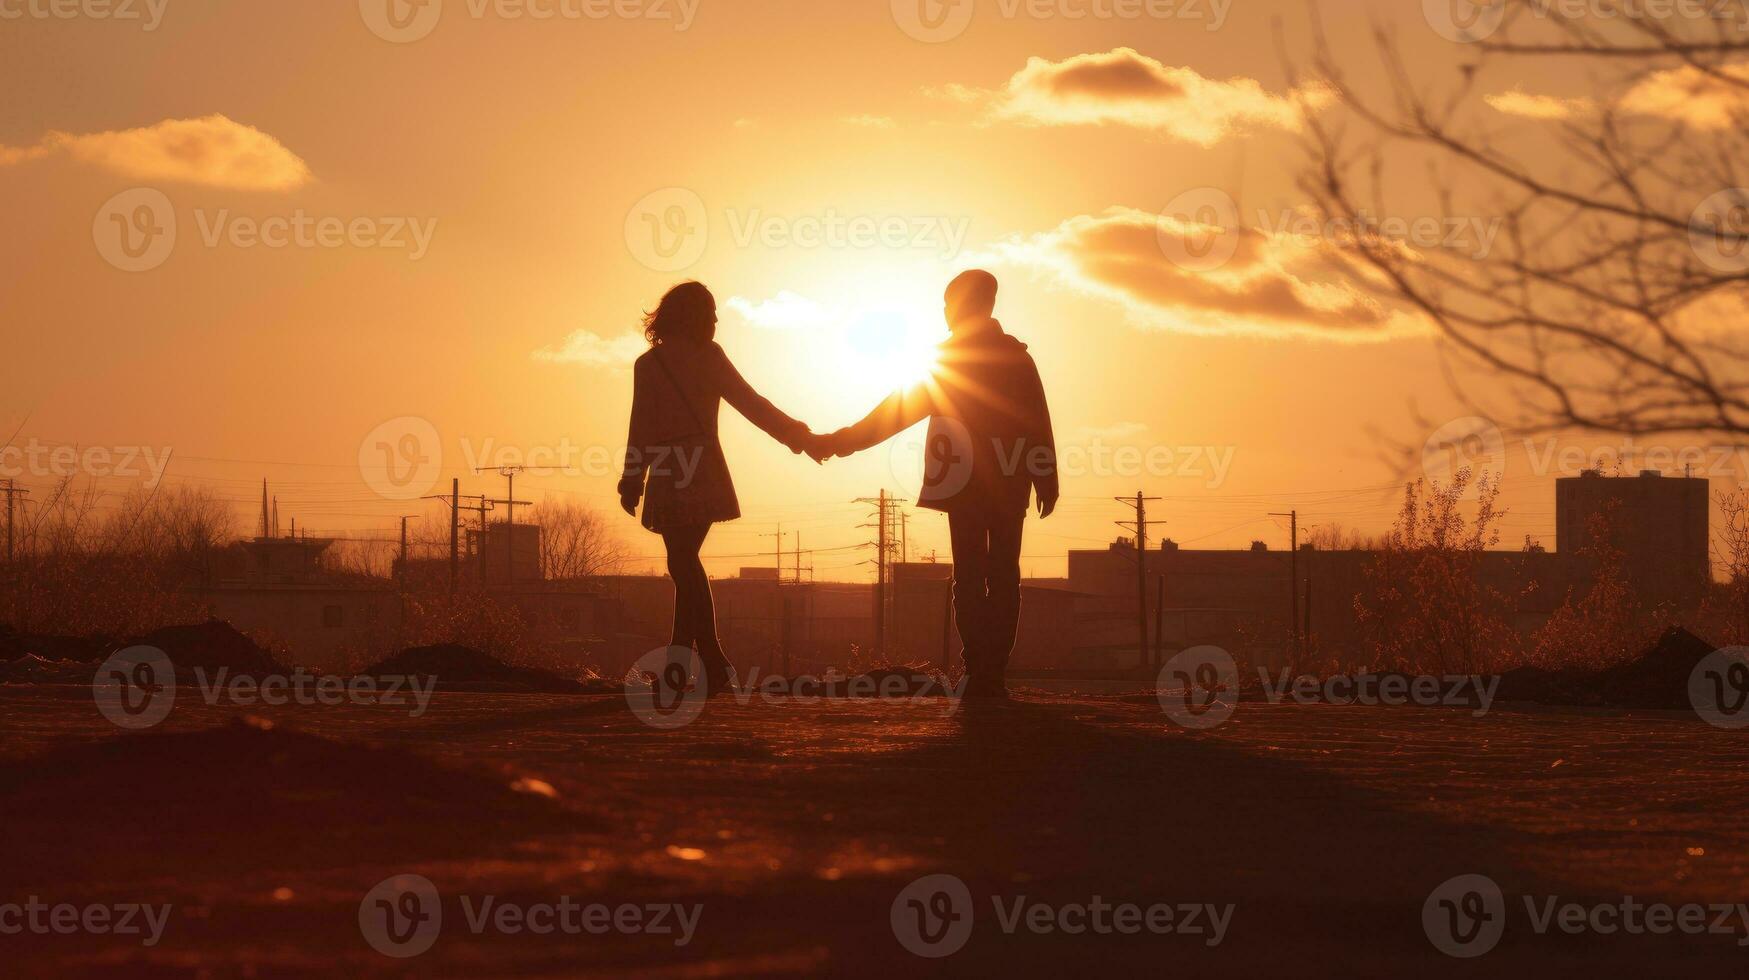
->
[129, 620, 284, 678]
[0, 631, 117, 663]
[361, 643, 599, 694]
[0, 717, 577, 881]
[1496, 626, 1717, 709]
[0, 654, 92, 685]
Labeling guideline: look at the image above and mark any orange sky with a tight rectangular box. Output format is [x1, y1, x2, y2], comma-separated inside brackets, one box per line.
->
[2, 0, 1735, 577]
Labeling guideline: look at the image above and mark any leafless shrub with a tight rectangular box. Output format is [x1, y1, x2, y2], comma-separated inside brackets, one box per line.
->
[1354, 468, 1520, 673]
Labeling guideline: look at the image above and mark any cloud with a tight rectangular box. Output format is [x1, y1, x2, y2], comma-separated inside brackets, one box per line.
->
[1490, 63, 1749, 129]
[0, 114, 311, 191]
[986, 206, 1415, 341]
[841, 114, 897, 129]
[725, 292, 836, 330]
[1618, 63, 1749, 129]
[1485, 89, 1593, 121]
[532, 330, 647, 367]
[949, 48, 1328, 146]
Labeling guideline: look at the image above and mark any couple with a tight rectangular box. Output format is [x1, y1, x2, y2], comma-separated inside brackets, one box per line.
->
[617, 270, 1057, 700]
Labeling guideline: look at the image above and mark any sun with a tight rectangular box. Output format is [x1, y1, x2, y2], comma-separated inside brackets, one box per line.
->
[844, 307, 945, 391]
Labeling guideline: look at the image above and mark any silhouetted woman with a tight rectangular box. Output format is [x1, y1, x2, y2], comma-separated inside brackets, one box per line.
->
[618, 281, 810, 692]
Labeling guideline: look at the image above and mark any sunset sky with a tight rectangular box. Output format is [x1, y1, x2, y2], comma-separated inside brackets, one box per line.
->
[2, 0, 1731, 577]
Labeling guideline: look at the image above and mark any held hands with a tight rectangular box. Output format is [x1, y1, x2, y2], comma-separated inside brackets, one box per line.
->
[789, 429, 847, 464]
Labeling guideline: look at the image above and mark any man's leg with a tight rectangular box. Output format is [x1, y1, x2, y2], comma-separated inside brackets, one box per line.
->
[947, 508, 992, 680]
[982, 509, 1026, 685]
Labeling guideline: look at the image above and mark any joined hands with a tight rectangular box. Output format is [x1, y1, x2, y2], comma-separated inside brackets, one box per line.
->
[790, 429, 846, 464]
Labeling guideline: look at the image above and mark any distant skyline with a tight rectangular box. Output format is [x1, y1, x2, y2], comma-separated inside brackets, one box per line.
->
[5, 1, 1741, 577]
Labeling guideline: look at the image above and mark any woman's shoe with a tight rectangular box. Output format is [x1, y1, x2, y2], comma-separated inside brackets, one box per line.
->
[700, 658, 738, 698]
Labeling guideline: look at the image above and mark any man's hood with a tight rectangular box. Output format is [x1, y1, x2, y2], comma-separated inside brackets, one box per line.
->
[945, 317, 1027, 352]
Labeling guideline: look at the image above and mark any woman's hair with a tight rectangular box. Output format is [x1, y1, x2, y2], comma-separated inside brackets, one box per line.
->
[642, 281, 716, 346]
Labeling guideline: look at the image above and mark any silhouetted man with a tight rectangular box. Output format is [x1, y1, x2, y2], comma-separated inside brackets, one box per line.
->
[818, 270, 1057, 699]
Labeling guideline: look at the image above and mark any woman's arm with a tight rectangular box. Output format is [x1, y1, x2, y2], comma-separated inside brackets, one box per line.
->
[617, 356, 655, 514]
[712, 344, 808, 450]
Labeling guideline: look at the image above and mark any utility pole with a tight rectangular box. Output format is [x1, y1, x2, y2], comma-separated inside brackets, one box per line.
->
[855, 490, 905, 656]
[900, 511, 910, 565]
[477, 466, 525, 586]
[2, 479, 27, 565]
[1116, 492, 1161, 667]
[398, 516, 410, 589]
[1270, 511, 1300, 659]
[477, 497, 489, 585]
[421, 480, 474, 593]
[876, 491, 887, 656]
[761, 524, 785, 579]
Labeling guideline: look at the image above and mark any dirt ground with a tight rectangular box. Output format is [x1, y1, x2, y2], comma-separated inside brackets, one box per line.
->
[2, 684, 1747, 977]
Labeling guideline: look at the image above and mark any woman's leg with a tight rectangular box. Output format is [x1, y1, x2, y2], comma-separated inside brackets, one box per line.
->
[662, 525, 732, 686]
[662, 526, 702, 651]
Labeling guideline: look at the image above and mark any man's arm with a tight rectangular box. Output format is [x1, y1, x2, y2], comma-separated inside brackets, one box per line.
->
[830, 382, 935, 455]
[1027, 358, 1059, 517]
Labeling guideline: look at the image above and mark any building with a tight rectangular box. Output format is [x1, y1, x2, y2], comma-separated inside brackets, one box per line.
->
[197, 534, 403, 668]
[1557, 469, 1709, 608]
[1062, 470, 1707, 672]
